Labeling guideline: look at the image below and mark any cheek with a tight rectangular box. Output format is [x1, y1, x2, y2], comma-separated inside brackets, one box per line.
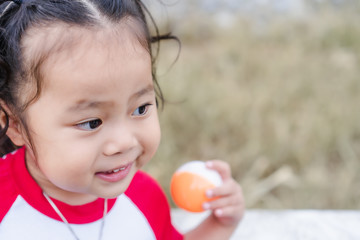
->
[138, 116, 161, 165]
[34, 144, 93, 177]
[26, 147, 93, 194]
[39, 158, 93, 193]
[148, 125, 161, 157]
[148, 115, 161, 153]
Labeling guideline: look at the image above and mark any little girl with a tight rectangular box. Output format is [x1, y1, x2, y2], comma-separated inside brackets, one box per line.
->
[0, 0, 244, 239]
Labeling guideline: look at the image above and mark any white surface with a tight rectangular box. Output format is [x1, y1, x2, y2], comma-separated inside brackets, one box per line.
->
[171, 209, 360, 240]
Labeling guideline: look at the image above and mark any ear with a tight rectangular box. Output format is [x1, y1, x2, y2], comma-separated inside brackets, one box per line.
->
[0, 102, 26, 147]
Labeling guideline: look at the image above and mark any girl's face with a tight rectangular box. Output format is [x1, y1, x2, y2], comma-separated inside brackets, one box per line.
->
[21, 24, 160, 205]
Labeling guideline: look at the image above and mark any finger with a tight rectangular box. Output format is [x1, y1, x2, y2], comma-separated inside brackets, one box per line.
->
[206, 160, 232, 180]
[203, 190, 243, 211]
[213, 205, 245, 225]
[206, 179, 242, 198]
[214, 204, 244, 218]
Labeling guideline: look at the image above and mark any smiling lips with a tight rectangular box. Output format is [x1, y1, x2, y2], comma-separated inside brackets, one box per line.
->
[106, 167, 126, 174]
[96, 162, 133, 182]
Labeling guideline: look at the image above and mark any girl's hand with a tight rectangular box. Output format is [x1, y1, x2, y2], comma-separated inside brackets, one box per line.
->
[202, 160, 245, 226]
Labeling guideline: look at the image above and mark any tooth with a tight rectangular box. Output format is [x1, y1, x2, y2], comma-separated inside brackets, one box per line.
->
[113, 169, 120, 173]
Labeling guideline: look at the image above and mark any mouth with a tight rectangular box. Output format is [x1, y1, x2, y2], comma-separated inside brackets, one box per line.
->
[104, 166, 127, 174]
[96, 162, 134, 182]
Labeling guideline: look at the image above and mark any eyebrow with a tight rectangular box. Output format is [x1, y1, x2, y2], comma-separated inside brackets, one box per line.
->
[130, 84, 155, 101]
[67, 84, 155, 112]
[66, 101, 112, 112]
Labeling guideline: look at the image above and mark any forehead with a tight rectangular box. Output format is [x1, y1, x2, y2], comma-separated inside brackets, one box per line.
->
[20, 22, 154, 118]
[21, 16, 149, 62]
[19, 18, 150, 105]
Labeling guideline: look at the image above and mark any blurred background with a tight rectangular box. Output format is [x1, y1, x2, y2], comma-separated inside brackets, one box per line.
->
[142, 0, 360, 209]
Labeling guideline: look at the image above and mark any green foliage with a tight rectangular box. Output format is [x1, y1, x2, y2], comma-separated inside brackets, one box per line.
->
[144, 8, 360, 209]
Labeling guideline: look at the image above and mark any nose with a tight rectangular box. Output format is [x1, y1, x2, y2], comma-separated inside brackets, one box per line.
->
[103, 124, 138, 156]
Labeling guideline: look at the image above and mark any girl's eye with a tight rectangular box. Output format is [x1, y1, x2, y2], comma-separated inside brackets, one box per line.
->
[133, 104, 152, 116]
[76, 119, 103, 131]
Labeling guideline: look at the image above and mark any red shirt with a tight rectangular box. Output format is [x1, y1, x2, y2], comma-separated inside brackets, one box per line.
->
[0, 147, 183, 240]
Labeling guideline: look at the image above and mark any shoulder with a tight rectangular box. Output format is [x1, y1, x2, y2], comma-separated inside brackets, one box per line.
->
[126, 171, 163, 196]
[125, 171, 183, 240]
[125, 171, 168, 211]
[0, 149, 23, 222]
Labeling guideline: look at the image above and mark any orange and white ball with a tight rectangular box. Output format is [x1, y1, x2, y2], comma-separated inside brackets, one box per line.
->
[170, 161, 222, 212]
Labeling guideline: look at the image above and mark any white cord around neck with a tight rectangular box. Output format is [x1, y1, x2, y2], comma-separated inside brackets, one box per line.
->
[43, 192, 108, 240]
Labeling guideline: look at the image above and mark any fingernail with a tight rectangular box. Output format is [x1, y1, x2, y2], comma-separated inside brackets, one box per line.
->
[203, 202, 210, 210]
[206, 190, 213, 198]
[215, 209, 223, 216]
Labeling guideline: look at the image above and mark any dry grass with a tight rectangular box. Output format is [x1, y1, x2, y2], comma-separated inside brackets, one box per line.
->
[143, 7, 360, 209]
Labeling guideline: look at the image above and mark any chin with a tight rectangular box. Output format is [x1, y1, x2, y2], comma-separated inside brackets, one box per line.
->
[100, 183, 133, 199]
[94, 190, 123, 199]
[95, 168, 138, 199]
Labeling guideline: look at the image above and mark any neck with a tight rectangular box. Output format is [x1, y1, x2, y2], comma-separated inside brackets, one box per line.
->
[42, 188, 99, 206]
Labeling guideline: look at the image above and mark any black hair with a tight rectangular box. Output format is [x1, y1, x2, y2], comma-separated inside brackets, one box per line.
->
[0, 0, 177, 156]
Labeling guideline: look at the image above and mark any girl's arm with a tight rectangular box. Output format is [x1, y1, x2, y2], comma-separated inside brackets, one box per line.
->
[183, 160, 245, 240]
